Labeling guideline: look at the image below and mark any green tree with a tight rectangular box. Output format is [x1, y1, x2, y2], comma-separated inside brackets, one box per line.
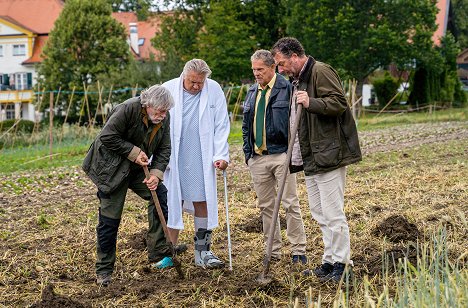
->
[371, 72, 400, 109]
[153, 0, 285, 83]
[37, 0, 131, 122]
[242, 0, 287, 49]
[197, 0, 256, 83]
[38, 0, 130, 90]
[448, 0, 468, 48]
[408, 34, 466, 107]
[284, 0, 438, 84]
[152, 1, 207, 80]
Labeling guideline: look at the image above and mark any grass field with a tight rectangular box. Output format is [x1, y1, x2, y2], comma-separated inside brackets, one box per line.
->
[0, 109, 467, 307]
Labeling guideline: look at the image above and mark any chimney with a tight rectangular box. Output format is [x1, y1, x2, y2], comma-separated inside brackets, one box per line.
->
[129, 22, 139, 55]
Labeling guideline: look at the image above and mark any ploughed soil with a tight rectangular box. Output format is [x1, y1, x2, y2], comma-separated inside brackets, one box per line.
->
[1, 121, 467, 307]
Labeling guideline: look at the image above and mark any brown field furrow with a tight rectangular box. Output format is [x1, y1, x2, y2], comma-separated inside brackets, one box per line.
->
[0, 121, 467, 307]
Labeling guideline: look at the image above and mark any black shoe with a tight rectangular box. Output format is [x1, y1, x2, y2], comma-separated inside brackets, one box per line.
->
[302, 262, 333, 277]
[320, 262, 349, 282]
[292, 255, 308, 265]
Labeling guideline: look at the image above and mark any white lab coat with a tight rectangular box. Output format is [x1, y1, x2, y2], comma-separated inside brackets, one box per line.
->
[162, 76, 230, 230]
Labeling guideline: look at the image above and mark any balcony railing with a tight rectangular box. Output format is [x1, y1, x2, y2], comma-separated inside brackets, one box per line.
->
[0, 89, 34, 103]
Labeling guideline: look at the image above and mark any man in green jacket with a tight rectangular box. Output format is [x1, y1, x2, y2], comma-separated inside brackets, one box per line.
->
[83, 85, 174, 286]
[272, 37, 362, 283]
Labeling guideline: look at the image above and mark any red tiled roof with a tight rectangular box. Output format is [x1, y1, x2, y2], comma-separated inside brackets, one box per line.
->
[433, 0, 449, 45]
[0, 15, 36, 33]
[113, 12, 164, 61]
[0, 0, 165, 62]
[23, 35, 49, 64]
[112, 12, 138, 27]
[0, 0, 64, 34]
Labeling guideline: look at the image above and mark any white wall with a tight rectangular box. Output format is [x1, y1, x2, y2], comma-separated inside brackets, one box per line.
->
[362, 84, 373, 107]
[0, 38, 34, 75]
[22, 102, 35, 121]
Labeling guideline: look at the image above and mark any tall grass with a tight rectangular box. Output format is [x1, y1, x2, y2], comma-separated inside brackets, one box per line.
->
[0, 124, 98, 172]
[296, 228, 468, 307]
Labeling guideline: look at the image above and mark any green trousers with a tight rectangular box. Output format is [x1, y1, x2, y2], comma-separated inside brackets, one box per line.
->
[95, 169, 170, 275]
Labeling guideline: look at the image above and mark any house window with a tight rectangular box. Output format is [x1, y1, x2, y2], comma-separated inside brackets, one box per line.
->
[13, 44, 26, 56]
[0, 45, 3, 57]
[15, 73, 29, 90]
[5, 104, 15, 120]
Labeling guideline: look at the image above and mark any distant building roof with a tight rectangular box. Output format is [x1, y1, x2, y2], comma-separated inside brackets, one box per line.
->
[113, 12, 163, 60]
[0, 15, 36, 33]
[433, 0, 450, 45]
[0, 0, 163, 62]
[0, 0, 63, 34]
[23, 35, 49, 64]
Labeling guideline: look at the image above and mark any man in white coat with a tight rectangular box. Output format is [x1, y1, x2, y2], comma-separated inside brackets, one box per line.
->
[163, 59, 230, 268]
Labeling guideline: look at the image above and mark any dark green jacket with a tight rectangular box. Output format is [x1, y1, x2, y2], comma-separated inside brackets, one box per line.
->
[82, 97, 171, 194]
[297, 57, 362, 175]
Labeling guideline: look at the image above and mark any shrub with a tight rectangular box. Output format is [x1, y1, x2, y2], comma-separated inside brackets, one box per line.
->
[0, 119, 35, 133]
[371, 72, 400, 109]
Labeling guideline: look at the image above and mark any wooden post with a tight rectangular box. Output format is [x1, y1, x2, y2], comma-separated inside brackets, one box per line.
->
[49, 91, 54, 160]
[59, 86, 76, 144]
[104, 84, 113, 123]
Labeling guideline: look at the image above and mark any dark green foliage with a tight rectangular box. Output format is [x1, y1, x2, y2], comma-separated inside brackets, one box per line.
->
[284, 0, 437, 83]
[409, 34, 466, 107]
[0, 120, 35, 133]
[408, 67, 431, 106]
[152, 0, 286, 83]
[371, 72, 400, 108]
[37, 0, 131, 121]
[197, 0, 255, 83]
[38, 0, 131, 91]
[152, 2, 207, 80]
[448, 0, 468, 48]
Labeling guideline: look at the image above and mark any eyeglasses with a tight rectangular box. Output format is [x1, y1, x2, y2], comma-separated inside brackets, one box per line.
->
[147, 106, 168, 118]
[291, 80, 299, 91]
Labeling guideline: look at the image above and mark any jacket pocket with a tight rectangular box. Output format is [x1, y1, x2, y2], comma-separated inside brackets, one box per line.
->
[96, 144, 123, 178]
[311, 139, 342, 167]
[271, 100, 289, 143]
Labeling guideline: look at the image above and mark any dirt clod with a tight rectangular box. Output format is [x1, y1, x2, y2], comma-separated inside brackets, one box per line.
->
[125, 229, 147, 250]
[372, 215, 420, 242]
[238, 215, 287, 233]
[30, 284, 88, 308]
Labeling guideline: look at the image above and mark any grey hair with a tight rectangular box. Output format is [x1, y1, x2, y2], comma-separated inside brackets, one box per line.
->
[182, 59, 212, 78]
[140, 85, 174, 110]
[251, 49, 275, 66]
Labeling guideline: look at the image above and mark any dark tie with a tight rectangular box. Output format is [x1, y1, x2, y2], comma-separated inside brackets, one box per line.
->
[255, 87, 268, 148]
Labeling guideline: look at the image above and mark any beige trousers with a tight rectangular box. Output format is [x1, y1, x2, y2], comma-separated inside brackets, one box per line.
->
[305, 167, 352, 265]
[248, 153, 307, 257]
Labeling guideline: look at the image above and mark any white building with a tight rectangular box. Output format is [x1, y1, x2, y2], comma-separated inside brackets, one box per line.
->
[0, 0, 163, 122]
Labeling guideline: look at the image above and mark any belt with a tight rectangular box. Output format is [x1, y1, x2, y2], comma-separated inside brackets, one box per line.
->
[253, 150, 269, 156]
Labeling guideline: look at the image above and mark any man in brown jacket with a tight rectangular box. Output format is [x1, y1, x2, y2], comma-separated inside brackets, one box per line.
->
[272, 37, 362, 282]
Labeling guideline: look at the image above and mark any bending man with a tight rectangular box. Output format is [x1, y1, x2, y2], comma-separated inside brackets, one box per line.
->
[83, 85, 174, 286]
